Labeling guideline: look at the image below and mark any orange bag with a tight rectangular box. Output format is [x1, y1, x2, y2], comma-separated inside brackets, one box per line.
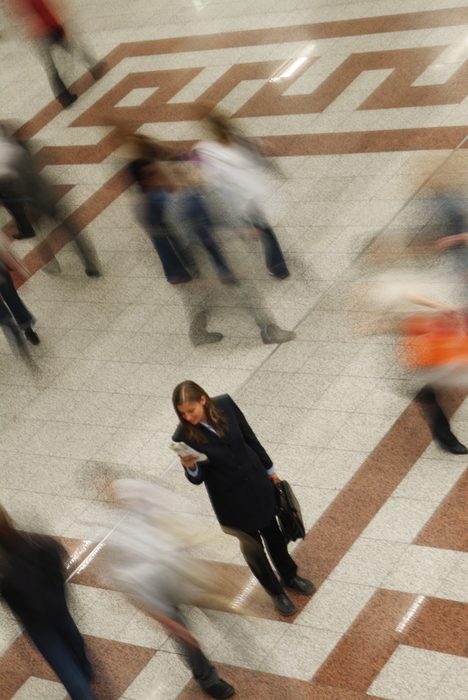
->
[401, 313, 468, 368]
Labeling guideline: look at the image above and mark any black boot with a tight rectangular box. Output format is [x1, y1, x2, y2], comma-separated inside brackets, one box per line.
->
[24, 327, 40, 345]
[58, 90, 78, 108]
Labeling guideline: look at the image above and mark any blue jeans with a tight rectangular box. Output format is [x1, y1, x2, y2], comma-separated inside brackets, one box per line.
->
[250, 218, 289, 277]
[146, 192, 192, 283]
[183, 192, 232, 277]
[25, 613, 97, 700]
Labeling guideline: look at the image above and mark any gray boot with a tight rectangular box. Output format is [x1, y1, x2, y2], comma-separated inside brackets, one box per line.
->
[189, 311, 223, 347]
[261, 324, 296, 345]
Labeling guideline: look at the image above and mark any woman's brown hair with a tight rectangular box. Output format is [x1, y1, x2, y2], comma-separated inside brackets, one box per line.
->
[172, 381, 228, 443]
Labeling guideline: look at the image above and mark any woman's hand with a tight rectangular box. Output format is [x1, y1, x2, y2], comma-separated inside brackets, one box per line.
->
[435, 234, 468, 250]
[179, 455, 198, 470]
[434, 302, 460, 315]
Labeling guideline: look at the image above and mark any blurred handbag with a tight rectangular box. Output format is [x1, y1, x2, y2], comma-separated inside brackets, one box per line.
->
[400, 312, 468, 368]
[275, 479, 306, 543]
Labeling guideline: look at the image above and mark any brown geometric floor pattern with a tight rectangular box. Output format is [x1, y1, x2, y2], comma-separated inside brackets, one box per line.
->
[3, 4, 468, 699]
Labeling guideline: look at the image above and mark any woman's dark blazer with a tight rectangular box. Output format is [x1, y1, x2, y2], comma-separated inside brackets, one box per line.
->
[172, 394, 277, 533]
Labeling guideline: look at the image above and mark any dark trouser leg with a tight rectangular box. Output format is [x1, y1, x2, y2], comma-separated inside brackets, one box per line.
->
[55, 611, 93, 680]
[224, 526, 284, 595]
[185, 193, 233, 277]
[3, 201, 35, 239]
[189, 308, 209, 338]
[254, 221, 289, 278]
[172, 611, 219, 690]
[0, 298, 14, 326]
[24, 622, 97, 700]
[0, 299, 24, 352]
[150, 235, 191, 283]
[47, 205, 100, 273]
[259, 517, 297, 584]
[69, 232, 100, 274]
[417, 385, 459, 446]
[36, 35, 68, 96]
[0, 272, 34, 330]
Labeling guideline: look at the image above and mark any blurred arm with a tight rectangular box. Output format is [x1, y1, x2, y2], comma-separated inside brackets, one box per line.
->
[403, 292, 458, 313]
[435, 233, 468, 250]
[143, 607, 200, 649]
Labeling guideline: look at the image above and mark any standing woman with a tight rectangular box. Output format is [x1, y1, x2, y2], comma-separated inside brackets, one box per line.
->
[172, 381, 314, 616]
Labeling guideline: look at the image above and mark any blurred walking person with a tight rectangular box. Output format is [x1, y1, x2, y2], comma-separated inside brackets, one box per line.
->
[0, 506, 98, 700]
[193, 111, 290, 279]
[139, 161, 193, 285]
[6, 0, 106, 108]
[0, 125, 35, 240]
[106, 478, 235, 699]
[0, 123, 101, 276]
[356, 236, 468, 455]
[127, 134, 235, 285]
[0, 232, 39, 348]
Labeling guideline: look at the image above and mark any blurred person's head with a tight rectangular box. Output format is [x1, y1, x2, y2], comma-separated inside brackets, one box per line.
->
[173, 381, 227, 441]
[202, 107, 264, 158]
[206, 112, 233, 145]
[126, 132, 172, 161]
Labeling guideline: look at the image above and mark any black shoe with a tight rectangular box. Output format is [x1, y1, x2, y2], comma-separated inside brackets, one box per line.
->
[219, 273, 238, 285]
[12, 231, 35, 240]
[282, 576, 315, 596]
[270, 592, 296, 616]
[58, 91, 78, 108]
[90, 61, 108, 81]
[261, 324, 296, 345]
[204, 679, 235, 699]
[444, 440, 468, 455]
[85, 269, 101, 277]
[268, 268, 290, 280]
[167, 275, 191, 285]
[24, 327, 40, 345]
[191, 332, 223, 347]
[436, 435, 468, 454]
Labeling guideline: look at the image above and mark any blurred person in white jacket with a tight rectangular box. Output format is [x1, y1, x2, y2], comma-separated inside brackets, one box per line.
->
[105, 478, 235, 700]
[193, 111, 290, 280]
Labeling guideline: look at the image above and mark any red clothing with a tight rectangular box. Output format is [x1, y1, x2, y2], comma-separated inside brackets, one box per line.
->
[11, 0, 66, 38]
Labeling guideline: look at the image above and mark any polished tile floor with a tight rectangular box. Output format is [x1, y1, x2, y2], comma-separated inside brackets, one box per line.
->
[1, 0, 468, 698]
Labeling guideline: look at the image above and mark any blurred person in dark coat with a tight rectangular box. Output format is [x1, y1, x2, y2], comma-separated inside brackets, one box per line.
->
[172, 381, 315, 617]
[0, 506, 98, 700]
[0, 125, 36, 240]
[0, 123, 101, 276]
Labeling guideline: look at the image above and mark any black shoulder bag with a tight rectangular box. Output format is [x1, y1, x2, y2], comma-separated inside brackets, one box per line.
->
[275, 479, 306, 543]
